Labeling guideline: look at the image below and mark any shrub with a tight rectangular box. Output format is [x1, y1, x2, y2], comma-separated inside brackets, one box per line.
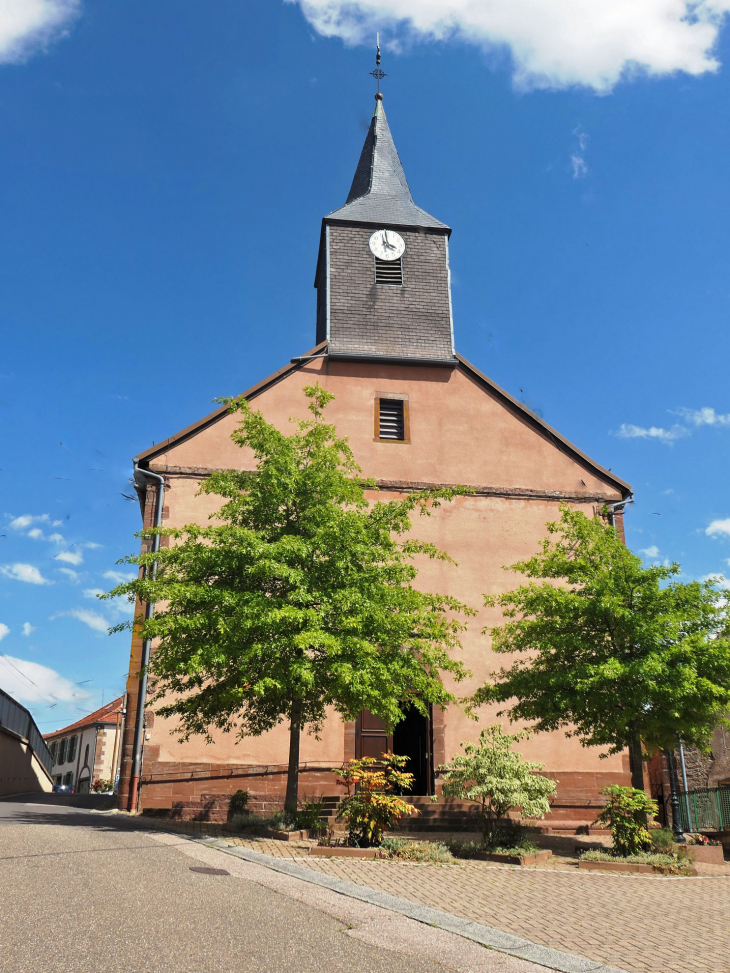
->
[580, 848, 694, 875]
[593, 785, 657, 857]
[380, 837, 454, 863]
[446, 827, 538, 859]
[650, 827, 675, 854]
[227, 790, 249, 821]
[334, 753, 419, 848]
[295, 796, 326, 833]
[438, 725, 557, 847]
[229, 809, 296, 832]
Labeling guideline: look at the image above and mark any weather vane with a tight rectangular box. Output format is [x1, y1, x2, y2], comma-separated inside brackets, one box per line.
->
[369, 33, 387, 96]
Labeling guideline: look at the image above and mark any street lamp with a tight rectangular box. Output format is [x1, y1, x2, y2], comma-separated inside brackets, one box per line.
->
[664, 748, 685, 841]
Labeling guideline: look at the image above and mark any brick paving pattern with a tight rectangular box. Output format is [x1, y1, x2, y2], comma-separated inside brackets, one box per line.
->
[146, 820, 730, 973]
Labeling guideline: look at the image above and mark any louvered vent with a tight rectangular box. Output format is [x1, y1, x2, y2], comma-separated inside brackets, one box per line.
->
[378, 399, 405, 440]
[375, 257, 403, 286]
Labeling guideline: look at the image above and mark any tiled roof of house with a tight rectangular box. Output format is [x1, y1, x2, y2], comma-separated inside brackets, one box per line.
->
[44, 695, 124, 740]
[326, 96, 449, 231]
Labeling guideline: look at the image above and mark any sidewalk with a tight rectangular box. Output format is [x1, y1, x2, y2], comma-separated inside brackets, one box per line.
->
[142, 819, 730, 973]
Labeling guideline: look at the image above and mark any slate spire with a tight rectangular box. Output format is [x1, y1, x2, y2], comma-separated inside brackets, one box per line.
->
[326, 95, 449, 231]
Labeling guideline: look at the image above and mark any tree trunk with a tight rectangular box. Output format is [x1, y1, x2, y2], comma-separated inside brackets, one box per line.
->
[284, 698, 303, 813]
[629, 733, 645, 791]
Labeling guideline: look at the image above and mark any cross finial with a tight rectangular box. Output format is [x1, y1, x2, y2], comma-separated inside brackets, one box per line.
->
[369, 32, 387, 98]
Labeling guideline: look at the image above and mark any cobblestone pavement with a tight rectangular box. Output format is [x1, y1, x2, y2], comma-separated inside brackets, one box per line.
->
[162, 824, 730, 973]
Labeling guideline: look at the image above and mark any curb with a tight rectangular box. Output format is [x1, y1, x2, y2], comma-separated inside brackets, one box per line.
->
[190, 833, 629, 973]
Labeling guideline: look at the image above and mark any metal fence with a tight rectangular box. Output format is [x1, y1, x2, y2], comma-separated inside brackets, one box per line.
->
[0, 687, 54, 776]
[676, 787, 730, 832]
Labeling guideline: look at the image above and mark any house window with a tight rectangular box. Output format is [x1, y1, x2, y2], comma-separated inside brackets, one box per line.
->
[49, 740, 57, 763]
[63, 772, 73, 787]
[374, 256, 403, 286]
[375, 396, 409, 442]
[58, 738, 68, 764]
[68, 735, 78, 763]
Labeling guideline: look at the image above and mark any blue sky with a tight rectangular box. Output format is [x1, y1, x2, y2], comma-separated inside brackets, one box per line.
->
[1, 0, 729, 733]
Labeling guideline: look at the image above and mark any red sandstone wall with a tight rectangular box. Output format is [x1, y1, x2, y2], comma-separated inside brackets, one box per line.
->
[124, 357, 631, 819]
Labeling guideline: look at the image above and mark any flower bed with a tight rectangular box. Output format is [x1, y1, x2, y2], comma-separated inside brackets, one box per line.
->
[685, 844, 726, 865]
[310, 846, 381, 859]
[470, 849, 552, 866]
[240, 827, 310, 842]
[579, 849, 697, 875]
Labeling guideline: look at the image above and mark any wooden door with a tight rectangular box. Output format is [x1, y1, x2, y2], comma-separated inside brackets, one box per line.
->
[355, 710, 393, 760]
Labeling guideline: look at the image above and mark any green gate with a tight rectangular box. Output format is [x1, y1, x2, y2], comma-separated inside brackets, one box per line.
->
[676, 787, 730, 832]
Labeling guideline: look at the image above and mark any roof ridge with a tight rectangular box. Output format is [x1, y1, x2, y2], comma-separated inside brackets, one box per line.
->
[44, 695, 125, 739]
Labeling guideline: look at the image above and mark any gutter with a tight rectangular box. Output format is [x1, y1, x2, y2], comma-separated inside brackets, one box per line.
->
[607, 495, 634, 528]
[128, 462, 165, 812]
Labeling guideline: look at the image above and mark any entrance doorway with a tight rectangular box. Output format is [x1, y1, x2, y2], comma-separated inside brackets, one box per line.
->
[354, 704, 433, 795]
[393, 704, 432, 796]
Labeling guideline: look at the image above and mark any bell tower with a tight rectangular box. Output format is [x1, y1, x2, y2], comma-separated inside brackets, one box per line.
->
[315, 92, 456, 364]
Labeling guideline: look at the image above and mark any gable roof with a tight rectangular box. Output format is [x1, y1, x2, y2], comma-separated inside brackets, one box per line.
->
[133, 343, 630, 498]
[44, 696, 124, 741]
[325, 96, 449, 231]
[134, 341, 327, 465]
[455, 353, 631, 496]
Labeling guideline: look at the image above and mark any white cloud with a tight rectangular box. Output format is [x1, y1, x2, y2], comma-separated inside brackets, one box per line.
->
[0, 654, 86, 706]
[707, 518, 730, 538]
[22, 623, 35, 636]
[103, 569, 137, 585]
[48, 533, 65, 544]
[570, 127, 589, 178]
[291, 0, 730, 92]
[8, 514, 49, 530]
[83, 541, 102, 550]
[0, 0, 80, 66]
[614, 423, 687, 444]
[55, 550, 83, 565]
[57, 567, 80, 582]
[673, 406, 730, 426]
[0, 563, 51, 585]
[571, 154, 588, 179]
[614, 406, 730, 444]
[62, 608, 109, 633]
[27, 528, 44, 540]
[640, 545, 660, 559]
[83, 588, 104, 599]
[0, 623, 9, 642]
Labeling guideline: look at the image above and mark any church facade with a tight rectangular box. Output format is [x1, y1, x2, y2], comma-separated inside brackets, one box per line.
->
[118, 93, 634, 826]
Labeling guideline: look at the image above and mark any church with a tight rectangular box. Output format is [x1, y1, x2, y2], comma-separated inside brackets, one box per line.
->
[118, 88, 634, 827]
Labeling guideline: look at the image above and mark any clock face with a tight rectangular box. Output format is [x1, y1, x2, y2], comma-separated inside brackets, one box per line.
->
[369, 229, 405, 262]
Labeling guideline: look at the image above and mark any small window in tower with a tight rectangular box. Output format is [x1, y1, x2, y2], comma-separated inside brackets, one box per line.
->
[376, 397, 409, 442]
[375, 257, 403, 286]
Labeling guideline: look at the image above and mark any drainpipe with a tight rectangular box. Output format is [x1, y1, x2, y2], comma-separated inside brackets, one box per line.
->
[128, 463, 165, 812]
[678, 737, 692, 830]
[607, 495, 634, 528]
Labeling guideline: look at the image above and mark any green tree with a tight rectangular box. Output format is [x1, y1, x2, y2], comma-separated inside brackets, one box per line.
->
[474, 504, 730, 790]
[439, 725, 557, 845]
[106, 385, 472, 811]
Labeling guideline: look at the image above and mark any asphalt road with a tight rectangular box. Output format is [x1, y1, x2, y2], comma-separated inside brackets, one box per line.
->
[0, 798, 539, 973]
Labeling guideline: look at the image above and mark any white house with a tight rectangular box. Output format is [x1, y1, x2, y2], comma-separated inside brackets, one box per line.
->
[45, 696, 124, 793]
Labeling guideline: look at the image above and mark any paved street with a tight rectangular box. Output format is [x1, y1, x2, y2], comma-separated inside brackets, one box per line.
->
[0, 800, 544, 973]
[158, 823, 730, 973]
